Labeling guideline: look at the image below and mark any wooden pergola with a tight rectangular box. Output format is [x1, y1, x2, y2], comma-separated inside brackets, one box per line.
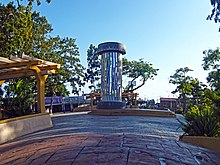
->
[0, 54, 60, 113]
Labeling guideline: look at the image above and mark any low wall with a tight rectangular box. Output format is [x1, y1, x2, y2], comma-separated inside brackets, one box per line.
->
[0, 113, 52, 144]
[179, 136, 220, 152]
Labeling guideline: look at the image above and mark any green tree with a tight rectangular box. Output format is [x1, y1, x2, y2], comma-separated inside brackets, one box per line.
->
[203, 48, 220, 89]
[189, 78, 207, 105]
[14, 0, 51, 6]
[202, 48, 220, 117]
[178, 49, 220, 137]
[0, 2, 33, 56]
[1, 1, 85, 94]
[207, 0, 220, 30]
[0, 1, 85, 114]
[3, 78, 35, 116]
[122, 58, 158, 93]
[85, 44, 100, 92]
[169, 67, 193, 113]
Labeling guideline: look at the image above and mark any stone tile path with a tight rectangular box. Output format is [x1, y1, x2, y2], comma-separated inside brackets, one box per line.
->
[0, 113, 220, 165]
[1, 133, 220, 165]
[13, 113, 184, 141]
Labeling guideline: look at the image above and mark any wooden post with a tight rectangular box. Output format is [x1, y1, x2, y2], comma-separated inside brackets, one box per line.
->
[30, 66, 48, 113]
[36, 75, 48, 113]
[0, 80, 5, 86]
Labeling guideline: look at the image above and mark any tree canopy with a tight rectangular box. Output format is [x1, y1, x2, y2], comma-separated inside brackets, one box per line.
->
[84, 44, 100, 92]
[12, 0, 51, 6]
[207, 0, 220, 31]
[122, 58, 158, 93]
[169, 67, 193, 94]
[203, 48, 220, 90]
[0, 1, 85, 114]
[202, 48, 220, 117]
[169, 67, 194, 113]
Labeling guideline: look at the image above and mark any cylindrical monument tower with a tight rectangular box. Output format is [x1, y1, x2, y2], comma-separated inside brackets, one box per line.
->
[96, 42, 126, 109]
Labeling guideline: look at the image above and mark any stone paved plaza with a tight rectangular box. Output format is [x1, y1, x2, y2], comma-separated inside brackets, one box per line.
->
[0, 113, 220, 164]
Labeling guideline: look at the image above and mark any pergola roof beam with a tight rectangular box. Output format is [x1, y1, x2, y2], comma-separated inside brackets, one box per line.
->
[0, 60, 42, 69]
[0, 69, 56, 81]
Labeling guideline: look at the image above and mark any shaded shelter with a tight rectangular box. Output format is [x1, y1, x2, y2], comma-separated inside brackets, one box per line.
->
[0, 54, 60, 113]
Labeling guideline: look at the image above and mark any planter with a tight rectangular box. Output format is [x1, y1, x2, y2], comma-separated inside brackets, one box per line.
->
[0, 113, 52, 144]
[179, 135, 220, 152]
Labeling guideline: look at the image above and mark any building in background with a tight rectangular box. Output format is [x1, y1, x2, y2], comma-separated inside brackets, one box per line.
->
[160, 97, 180, 111]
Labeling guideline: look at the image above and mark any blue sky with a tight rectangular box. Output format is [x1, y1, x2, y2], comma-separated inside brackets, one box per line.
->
[3, 0, 220, 101]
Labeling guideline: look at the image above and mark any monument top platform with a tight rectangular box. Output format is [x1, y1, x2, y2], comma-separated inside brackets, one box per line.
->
[96, 42, 126, 55]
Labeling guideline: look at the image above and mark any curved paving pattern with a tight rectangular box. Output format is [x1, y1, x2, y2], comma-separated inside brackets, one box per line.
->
[12, 114, 184, 140]
[0, 113, 220, 165]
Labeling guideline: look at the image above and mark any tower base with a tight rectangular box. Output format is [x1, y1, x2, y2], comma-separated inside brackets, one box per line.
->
[97, 101, 125, 109]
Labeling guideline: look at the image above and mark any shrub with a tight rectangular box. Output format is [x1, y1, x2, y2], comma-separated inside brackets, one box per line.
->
[179, 105, 220, 137]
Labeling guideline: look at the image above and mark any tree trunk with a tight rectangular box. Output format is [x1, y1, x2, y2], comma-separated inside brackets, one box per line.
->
[182, 93, 187, 113]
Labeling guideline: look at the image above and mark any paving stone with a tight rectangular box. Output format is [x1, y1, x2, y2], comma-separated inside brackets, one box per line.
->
[125, 135, 155, 143]
[204, 152, 220, 164]
[189, 150, 220, 165]
[47, 147, 81, 163]
[1, 114, 220, 164]
[146, 142, 163, 150]
[96, 152, 127, 164]
[29, 152, 55, 165]
[98, 139, 122, 147]
[122, 142, 147, 150]
[72, 153, 98, 164]
[164, 158, 186, 165]
[141, 136, 158, 143]
[161, 144, 192, 158]
[80, 138, 101, 147]
[50, 159, 73, 165]
[8, 157, 33, 165]
[0, 151, 35, 165]
[178, 155, 201, 165]
[80, 146, 128, 154]
[128, 149, 160, 165]
[140, 148, 183, 163]
[161, 140, 180, 148]
[176, 140, 209, 152]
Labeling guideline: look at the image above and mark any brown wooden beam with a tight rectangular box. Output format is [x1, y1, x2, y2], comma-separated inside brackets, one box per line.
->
[0, 80, 5, 85]
[0, 69, 56, 80]
[22, 54, 60, 69]
[0, 60, 42, 69]
[38, 65, 60, 71]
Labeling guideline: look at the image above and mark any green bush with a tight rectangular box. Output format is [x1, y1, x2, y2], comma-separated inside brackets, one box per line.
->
[180, 105, 220, 137]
